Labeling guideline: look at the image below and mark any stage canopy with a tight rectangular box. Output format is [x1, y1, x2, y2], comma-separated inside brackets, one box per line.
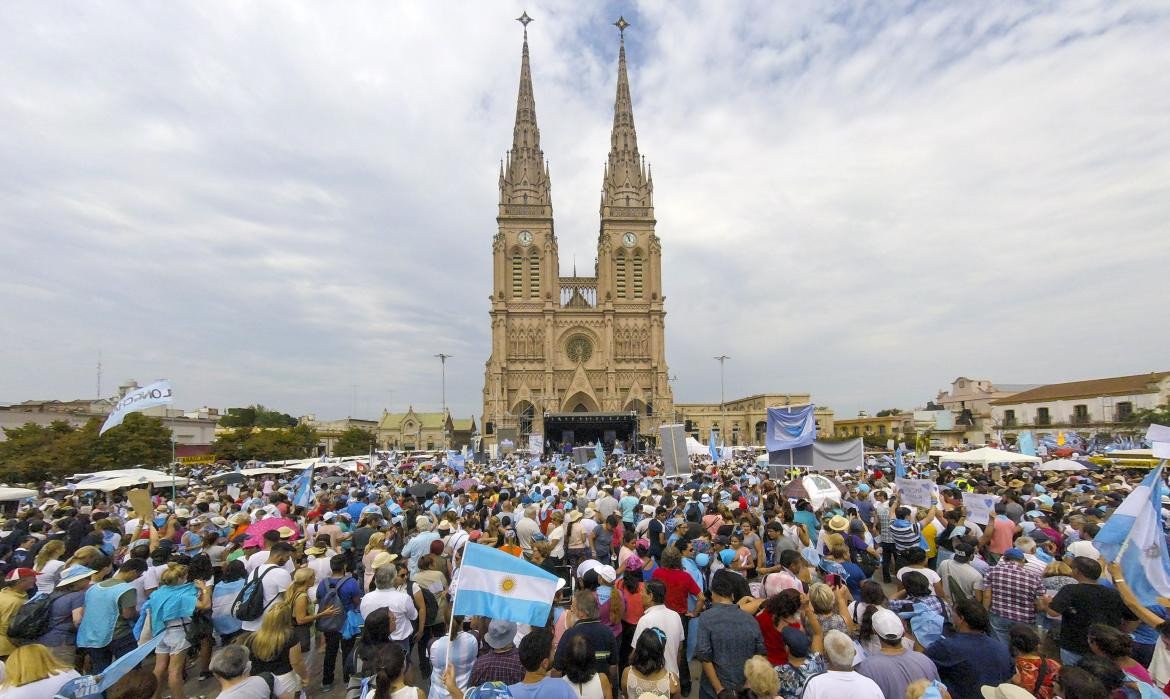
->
[929, 447, 1041, 466]
[542, 412, 639, 453]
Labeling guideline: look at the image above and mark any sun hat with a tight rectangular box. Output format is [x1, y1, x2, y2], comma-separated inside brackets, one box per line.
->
[577, 559, 602, 580]
[371, 552, 398, 570]
[276, 526, 296, 539]
[485, 619, 518, 649]
[210, 516, 229, 528]
[305, 546, 326, 556]
[154, 504, 169, 513]
[827, 515, 849, 532]
[436, 520, 453, 532]
[566, 510, 583, 523]
[871, 608, 906, 640]
[980, 683, 1036, 699]
[596, 565, 617, 584]
[57, 565, 97, 588]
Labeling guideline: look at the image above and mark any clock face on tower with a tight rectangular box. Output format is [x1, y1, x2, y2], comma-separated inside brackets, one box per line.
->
[622, 232, 637, 248]
[518, 230, 533, 246]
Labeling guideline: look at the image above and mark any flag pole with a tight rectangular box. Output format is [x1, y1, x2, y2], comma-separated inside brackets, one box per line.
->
[444, 546, 466, 670]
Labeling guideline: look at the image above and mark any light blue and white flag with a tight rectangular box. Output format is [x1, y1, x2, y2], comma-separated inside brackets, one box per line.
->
[58, 633, 164, 698]
[1094, 466, 1170, 606]
[554, 455, 569, 474]
[290, 464, 314, 509]
[765, 405, 816, 452]
[894, 444, 907, 479]
[583, 441, 604, 475]
[708, 431, 719, 462]
[1017, 431, 1036, 457]
[528, 456, 541, 470]
[447, 450, 466, 474]
[452, 543, 563, 625]
[100, 379, 173, 435]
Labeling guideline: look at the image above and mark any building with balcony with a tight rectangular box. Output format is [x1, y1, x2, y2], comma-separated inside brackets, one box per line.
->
[833, 412, 913, 443]
[990, 371, 1170, 437]
[930, 377, 1039, 445]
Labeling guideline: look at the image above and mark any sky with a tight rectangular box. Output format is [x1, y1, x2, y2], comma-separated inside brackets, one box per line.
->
[2, 0, 1169, 423]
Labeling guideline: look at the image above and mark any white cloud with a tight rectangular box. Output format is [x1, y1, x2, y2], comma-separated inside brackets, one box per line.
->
[1, 0, 1167, 423]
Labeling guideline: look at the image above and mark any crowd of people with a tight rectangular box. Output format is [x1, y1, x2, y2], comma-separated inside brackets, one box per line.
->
[0, 450, 1166, 699]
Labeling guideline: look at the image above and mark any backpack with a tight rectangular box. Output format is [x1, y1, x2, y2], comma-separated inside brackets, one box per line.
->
[316, 576, 352, 634]
[232, 566, 276, 621]
[7, 592, 60, 642]
[412, 581, 440, 628]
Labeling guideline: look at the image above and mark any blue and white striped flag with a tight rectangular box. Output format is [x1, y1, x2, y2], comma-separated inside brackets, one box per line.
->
[894, 444, 907, 479]
[708, 432, 719, 462]
[290, 464, 314, 509]
[1094, 466, 1170, 606]
[453, 543, 563, 625]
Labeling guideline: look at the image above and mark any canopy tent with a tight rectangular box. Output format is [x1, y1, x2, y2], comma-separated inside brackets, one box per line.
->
[1038, 458, 1088, 472]
[71, 469, 190, 489]
[685, 437, 708, 457]
[73, 475, 189, 492]
[0, 487, 38, 501]
[929, 447, 1041, 466]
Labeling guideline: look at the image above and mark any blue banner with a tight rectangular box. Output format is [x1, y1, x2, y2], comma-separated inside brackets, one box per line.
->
[765, 405, 817, 452]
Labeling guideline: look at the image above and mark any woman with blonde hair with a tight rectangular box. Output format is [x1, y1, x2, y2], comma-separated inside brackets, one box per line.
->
[363, 532, 387, 590]
[33, 539, 66, 595]
[140, 563, 211, 699]
[743, 654, 781, 699]
[62, 545, 107, 575]
[243, 600, 305, 699]
[285, 567, 337, 654]
[808, 582, 854, 636]
[0, 643, 80, 697]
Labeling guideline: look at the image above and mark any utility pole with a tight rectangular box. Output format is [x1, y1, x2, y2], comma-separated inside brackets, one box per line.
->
[434, 353, 453, 413]
[96, 351, 102, 399]
[714, 356, 729, 446]
[350, 384, 357, 418]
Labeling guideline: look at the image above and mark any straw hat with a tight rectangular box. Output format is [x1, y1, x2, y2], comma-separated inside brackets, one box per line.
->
[566, 510, 583, 523]
[826, 515, 849, 532]
[371, 552, 398, 570]
[57, 565, 97, 588]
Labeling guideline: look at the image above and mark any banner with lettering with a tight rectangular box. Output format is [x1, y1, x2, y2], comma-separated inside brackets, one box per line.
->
[100, 379, 173, 435]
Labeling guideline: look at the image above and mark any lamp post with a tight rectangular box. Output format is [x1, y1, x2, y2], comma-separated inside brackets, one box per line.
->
[714, 356, 729, 447]
[434, 353, 453, 413]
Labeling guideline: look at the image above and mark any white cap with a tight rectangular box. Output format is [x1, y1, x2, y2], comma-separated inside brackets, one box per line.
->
[870, 608, 905, 640]
[1066, 540, 1100, 561]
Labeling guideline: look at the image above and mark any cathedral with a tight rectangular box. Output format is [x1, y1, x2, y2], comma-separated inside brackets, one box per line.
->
[481, 16, 673, 453]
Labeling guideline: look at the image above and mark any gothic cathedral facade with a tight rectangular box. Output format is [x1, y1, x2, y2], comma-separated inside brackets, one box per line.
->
[481, 21, 673, 448]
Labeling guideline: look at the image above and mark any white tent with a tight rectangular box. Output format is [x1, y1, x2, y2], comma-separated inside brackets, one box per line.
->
[75, 475, 189, 492]
[929, 447, 1041, 466]
[0, 487, 38, 501]
[685, 437, 708, 457]
[1038, 458, 1087, 472]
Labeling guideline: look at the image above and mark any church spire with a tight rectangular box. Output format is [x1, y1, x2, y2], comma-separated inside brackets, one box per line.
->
[601, 16, 652, 218]
[499, 11, 552, 217]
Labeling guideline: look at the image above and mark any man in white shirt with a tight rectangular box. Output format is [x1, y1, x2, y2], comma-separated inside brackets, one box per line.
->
[596, 488, 620, 520]
[514, 506, 540, 557]
[244, 530, 295, 575]
[360, 566, 417, 643]
[240, 543, 294, 633]
[801, 629, 884, 699]
[631, 579, 684, 677]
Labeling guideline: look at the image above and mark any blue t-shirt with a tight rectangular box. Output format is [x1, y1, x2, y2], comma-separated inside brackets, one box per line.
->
[508, 677, 578, 699]
[346, 500, 367, 522]
[316, 575, 362, 612]
[619, 496, 639, 523]
[793, 511, 819, 545]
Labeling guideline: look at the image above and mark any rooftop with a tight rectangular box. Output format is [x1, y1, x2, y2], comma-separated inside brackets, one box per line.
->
[990, 372, 1170, 405]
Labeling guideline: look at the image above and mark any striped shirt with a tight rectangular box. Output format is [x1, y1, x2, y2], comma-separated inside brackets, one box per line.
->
[889, 519, 921, 551]
[980, 561, 1044, 623]
[874, 503, 893, 544]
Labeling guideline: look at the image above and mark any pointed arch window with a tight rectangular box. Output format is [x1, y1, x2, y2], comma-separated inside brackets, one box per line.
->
[528, 251, 540, 298]
[511, 254, 523, 298]
[615, 252, 627, 299]
[632, 253, 644, 299]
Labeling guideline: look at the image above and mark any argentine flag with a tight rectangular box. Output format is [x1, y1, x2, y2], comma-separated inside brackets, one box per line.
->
[708, 432, 719, 462]
[290, 464, 314, 509]
[1095, 466, 1170, 606]
[453, 543, 562, 625]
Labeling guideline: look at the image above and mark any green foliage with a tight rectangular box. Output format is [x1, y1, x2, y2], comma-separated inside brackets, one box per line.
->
[212, 425, 319, 462]
[333, 427, 376, 457]
[0, 413, 173, 482]
[218, 404, 298, 429]
[1128, 403, 1170, 427]
[875, 408, 903, 417]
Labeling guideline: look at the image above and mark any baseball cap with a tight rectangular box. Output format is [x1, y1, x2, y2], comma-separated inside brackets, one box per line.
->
[871, 608, 906, 640]
[780, 626, 812, 658]
[1065, 540, 1100, 560]
[4, 568, 37, 582]
[981, 683, 1036, 699]
[1002, 548, 1025, 561]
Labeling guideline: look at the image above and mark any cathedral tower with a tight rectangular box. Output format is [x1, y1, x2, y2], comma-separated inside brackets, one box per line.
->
[483, 15, 672, 452]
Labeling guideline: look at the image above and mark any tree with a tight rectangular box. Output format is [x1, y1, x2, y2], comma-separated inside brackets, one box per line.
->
[333, 427, 376, 457]
[875, 408, 903, 417]
[211, 425, 319, 462]
[0, 414, 172, 482]
[219, 405, 298, 429]
[1128, 403, 1170, 428]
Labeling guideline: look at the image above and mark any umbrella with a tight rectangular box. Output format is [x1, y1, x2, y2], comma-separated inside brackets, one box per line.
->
[1038, 458, 1087, 472]
[208, 472, 246, 484]
[408, 483, 438, 499]
[455, 479, 478, 491]
[244, 517, 300, 547]
[782, 475, 844, 510]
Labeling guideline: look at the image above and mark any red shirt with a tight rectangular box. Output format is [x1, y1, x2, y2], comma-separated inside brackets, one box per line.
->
[757, 611, 800, 665]
[652, 567, 700, 616]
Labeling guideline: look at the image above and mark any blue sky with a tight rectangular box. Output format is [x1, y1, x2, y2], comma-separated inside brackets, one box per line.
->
[2, 1, 1168, 422]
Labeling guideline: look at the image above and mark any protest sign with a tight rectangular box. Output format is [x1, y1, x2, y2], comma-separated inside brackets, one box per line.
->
[895, 478, 937, 509]
[126, 488, 153, 521]
[963, 492, 1000, 526]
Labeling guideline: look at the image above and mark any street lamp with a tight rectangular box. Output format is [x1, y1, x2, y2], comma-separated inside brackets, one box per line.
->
[434, 353, 453, 413]
[714, 356, 729, 446]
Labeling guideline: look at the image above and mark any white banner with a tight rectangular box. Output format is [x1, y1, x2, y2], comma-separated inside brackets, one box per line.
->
[895, 478, 938, 509]
[962, 492, 1000, 526]
[100, 379, 174, 435]
[529, 434, 544, 456]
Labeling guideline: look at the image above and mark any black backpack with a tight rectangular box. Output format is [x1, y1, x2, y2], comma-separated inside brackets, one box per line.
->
[7, 592, 60, 642]
[233, 566, 276, 621]
[411, 581, 439, 628]
[316, 576, 351, 634]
